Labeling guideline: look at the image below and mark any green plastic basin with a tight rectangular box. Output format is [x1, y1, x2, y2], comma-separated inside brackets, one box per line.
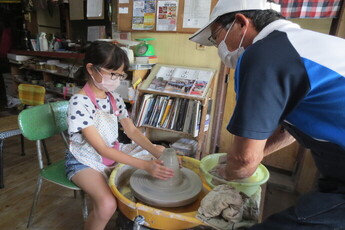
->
[200, 153, 270, 196]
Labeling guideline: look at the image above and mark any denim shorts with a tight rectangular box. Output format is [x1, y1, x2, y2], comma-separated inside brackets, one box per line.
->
[65, 150, 90, 180]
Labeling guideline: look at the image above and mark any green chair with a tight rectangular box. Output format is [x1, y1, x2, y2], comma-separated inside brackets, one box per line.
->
[50, 100, 69, 146]
[18, 102, 88, 228]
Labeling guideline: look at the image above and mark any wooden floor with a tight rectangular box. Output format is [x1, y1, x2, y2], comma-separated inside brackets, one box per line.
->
[0, 116, 299, 229]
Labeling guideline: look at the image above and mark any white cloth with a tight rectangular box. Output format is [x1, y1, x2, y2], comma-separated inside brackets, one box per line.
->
[197, 184, 260, 230]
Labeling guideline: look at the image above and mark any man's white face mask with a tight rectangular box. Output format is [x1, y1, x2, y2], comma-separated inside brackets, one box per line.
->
[217, 20, 247, 69]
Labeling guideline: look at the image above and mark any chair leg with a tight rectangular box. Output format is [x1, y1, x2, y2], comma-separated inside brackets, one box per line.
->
[80, 190, 88, 220]
[0, 139, 4, 189]
[41, 140, 51, 165]
[20, 134, 25, 156]
[27, 176, 43, 228]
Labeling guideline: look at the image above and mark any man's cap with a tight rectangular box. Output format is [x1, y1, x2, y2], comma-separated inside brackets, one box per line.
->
[189, 0, 281, 46]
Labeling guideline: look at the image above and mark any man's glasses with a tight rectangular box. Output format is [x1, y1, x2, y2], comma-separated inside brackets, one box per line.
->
[96, 67, 128, 80]
[208, 22, 233, 47]
[208, 26, 224, 47]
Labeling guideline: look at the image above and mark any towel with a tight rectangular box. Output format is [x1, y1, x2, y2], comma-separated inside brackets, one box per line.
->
[197, 184, 260, 230]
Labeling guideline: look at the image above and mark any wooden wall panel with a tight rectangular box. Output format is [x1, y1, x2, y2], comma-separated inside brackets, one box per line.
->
[118, 0, 217, 33]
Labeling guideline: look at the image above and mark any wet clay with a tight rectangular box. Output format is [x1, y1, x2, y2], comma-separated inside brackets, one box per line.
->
[130, 148, 202, 207]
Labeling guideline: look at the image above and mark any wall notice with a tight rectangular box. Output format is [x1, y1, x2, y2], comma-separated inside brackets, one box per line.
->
[183, 0, 211, 28]
[156, 1, 178, 31]
[132, 0, 157, 30]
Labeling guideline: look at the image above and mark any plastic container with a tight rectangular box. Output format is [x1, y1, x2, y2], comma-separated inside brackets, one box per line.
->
[200, 153, 270, 196]
[170, 138, 197, 157]
[45, 60, 60, 72]
[39, 32, 48, 51]
[7, 53, 33, 62]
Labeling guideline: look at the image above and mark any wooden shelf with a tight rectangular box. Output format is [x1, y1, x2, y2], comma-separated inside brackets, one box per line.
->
[139, 89, 207, 101]
[140, 124, 197, 137]
[19, 66, 75, 79]
[10, 50, 85, 60]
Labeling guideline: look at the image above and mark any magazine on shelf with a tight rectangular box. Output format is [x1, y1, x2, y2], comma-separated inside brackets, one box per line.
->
[147, 66, 174, 91]
[142, 64, 216, 98]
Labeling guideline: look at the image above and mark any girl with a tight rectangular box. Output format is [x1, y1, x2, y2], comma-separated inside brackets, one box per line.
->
[66, 41, 174, 230]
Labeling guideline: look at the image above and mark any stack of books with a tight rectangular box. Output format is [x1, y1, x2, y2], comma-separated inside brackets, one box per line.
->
[136, 94, 203, 137]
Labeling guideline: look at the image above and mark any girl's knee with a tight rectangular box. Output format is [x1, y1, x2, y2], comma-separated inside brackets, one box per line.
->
[96, 195, 117, 219]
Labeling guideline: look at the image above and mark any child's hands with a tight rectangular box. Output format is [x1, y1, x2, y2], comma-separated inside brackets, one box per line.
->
[145, 159, 174, 180]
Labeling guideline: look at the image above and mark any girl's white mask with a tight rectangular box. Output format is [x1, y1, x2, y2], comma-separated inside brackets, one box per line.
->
[217, 20, 247, 69]
[91, 68, 120, 92]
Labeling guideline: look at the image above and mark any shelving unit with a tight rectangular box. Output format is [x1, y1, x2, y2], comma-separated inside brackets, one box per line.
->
[10, 50, 85, 60]
[7, 50, 153, 101]
[8, 51, 83, 100]
[134, 64, 216, 159]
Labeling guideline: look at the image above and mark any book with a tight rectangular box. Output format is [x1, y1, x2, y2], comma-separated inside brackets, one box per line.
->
[141, 64, 215, 98]
[148, 77, 168, 91]
[162, 99, 176, 128]
[176, 98, 189, 131]
[204, 99, 213, 132]
[135, 94, 153, 127]
[191, 101, 201, 137]
[153, 96, 168, 127]
[143, 97, 156, 125]
[148, 96, 163, 126]
[169, 98, 180, 130]
[164, 78, 195, 94]
[160, 98, 173, 127]
[182, 100, 195, 133]
[189, 70, 215, 96]
[147, 66, 174, 91]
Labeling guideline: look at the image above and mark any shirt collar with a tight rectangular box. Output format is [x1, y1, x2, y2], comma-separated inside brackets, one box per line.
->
[253, 19, 301, 44]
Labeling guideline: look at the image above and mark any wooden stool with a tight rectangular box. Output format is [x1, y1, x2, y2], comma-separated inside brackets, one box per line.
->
[0, 115, 24, 188]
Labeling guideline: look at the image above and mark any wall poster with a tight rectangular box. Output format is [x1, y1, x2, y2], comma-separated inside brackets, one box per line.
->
[132, 0, 157, 30]
[183, 0, 211, 28]
[156, 1, 178, 31]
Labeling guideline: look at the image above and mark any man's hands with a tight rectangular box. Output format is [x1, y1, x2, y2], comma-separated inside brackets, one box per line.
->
[144, 159, 174, 180]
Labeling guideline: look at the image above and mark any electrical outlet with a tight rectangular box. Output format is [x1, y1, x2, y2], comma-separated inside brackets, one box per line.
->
[196, 44, 206, 50]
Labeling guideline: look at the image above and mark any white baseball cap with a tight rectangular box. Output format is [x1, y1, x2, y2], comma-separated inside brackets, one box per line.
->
[189, 0, 281, 46]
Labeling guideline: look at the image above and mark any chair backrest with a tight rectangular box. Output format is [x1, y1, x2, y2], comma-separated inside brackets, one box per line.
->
[18, 103, 59, 141]
[50, 100, 69, 147]
[18, 84, 46, 106]
[50, 101, 69, 133]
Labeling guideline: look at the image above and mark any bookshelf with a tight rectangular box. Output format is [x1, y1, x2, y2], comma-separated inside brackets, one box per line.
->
[134, 64, 216, 159]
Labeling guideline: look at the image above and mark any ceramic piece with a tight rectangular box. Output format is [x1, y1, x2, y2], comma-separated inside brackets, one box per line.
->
[130, 148, 202, 207]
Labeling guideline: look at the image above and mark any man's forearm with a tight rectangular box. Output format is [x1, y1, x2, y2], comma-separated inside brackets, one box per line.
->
[264, 126, 295, 156]
[224, 136, 266, 180]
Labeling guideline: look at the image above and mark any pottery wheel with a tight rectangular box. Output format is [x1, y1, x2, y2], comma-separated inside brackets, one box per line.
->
[130, 167, 202, 208]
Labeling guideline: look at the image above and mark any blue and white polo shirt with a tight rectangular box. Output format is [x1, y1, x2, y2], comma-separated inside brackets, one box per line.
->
[227, 19, 345, 151]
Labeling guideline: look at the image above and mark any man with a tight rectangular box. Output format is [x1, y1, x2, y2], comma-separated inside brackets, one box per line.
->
[190, 0, 345, 229]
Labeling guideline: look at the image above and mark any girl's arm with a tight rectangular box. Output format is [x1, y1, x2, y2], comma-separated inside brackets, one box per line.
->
[82, 125, 173, 179]
[120, 117, 164, 158]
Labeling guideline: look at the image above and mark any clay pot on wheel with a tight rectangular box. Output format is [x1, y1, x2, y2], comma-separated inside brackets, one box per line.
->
[130, 148, 202, 208]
